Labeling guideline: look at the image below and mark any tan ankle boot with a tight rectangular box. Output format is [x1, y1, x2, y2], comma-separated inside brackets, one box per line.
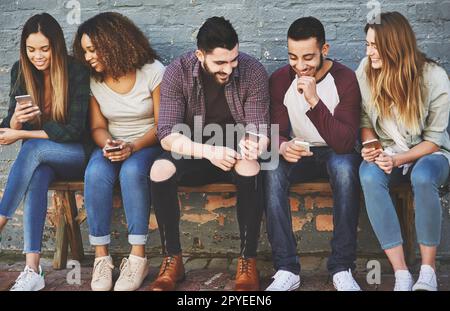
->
[148, 254, 185, 291]
[235, 257, 259, 291]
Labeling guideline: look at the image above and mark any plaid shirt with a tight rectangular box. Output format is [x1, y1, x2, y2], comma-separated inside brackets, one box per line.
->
[1, 57, 94, 160]
[158, 51, 270, 141]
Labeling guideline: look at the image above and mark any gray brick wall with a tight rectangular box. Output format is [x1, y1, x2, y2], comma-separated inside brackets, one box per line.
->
[1, 0, 449, 256]
[1, 0, 449, 182]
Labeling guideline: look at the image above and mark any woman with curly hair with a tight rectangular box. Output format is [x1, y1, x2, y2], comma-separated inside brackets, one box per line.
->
[0, 13, 91, 291]
[358, 12, 450, 291]
[73, 12, 164, 291]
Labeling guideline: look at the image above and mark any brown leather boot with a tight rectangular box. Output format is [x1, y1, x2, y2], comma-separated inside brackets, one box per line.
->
[235, 257, 259, 291]
[148, 254, 185, 291]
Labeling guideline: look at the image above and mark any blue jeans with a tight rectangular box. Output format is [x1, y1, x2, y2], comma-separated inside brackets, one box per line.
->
[84, 146, 162, 246]
[360, 154, 449, 249]
[264, 147, 362, 275]
[0, 139, 86, 253]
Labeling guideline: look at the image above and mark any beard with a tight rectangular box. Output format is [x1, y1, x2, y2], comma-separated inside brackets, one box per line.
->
[297, 54, 325, 77]
[203, 62, 230, 85]
[316, 54, 324, 73]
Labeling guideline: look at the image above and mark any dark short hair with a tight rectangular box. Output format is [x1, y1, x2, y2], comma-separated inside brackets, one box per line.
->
[287, 16, 326, 47]
[197, 16, 238, 53]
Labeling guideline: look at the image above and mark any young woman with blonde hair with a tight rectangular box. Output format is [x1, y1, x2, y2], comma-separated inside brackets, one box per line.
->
[357, 11, 450, 291]
[0, 13, 91, 291]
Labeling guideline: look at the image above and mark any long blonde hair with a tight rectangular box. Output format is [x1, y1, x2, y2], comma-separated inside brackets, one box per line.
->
[16, 13, 68, 124]
[365, 11, 433, 135]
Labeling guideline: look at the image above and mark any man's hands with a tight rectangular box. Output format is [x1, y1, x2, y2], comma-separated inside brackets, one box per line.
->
[166, 132, 268, 172]
[238, 134, 269, 161]
[204, 145, 241, 171]
[103, 139, 134, 162]
[297, 76, 320, 108]
[280, 138, 313, 163]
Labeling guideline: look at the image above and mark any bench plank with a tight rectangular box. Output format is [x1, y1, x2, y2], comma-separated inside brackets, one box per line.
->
[48, 180, 416, 270]
[49, 180, 410, 193]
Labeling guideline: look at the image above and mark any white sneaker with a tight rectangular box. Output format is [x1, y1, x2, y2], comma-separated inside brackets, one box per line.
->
[265, 270, 300, 291]
[114, 255, 149, 291]
[412, 265, 437, 291]
[394, 270, 413, 291]
[91, 255, 114, 291]
[333, 269, 361, 291]
[10, 265, 45, 291]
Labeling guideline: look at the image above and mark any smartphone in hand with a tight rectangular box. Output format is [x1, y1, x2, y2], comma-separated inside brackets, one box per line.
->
[294, 140, 310, 152]
[15, 95, 35, 107]
[104, 145, 122, 153]
[15, 94, 41, 119]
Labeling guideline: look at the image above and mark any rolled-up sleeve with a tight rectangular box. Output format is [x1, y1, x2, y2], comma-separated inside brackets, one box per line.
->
[360, 104, 373, 129]
[244, 60, 270, 134]
[356, 58, 374, 129]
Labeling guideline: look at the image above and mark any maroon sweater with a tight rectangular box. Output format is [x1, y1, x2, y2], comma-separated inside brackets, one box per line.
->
[269, 61, 361, 154]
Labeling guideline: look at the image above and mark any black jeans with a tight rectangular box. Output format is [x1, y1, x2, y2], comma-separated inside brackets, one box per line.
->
[151, 151, 264, 258]
[264, 147, 362, 276]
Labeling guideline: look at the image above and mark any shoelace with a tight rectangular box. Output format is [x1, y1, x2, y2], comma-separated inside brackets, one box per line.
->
[119, 258, 139, 282]
[11, 267, 36, 290]
[160, 256, 176, 275]
[417, 269, 435, 285]
[394, 272, 412, 290]
[335, 270, 359, 289]
[269, 272, 296, 289]
[238, 258, 252, 275]
[93, 258, 113, 281]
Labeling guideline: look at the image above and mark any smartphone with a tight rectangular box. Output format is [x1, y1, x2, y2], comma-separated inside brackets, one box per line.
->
[362, 139, 382, 150]
[15, 95, 36, 107]
[104, 145, 122, 153]
[294, 140, 310, 152]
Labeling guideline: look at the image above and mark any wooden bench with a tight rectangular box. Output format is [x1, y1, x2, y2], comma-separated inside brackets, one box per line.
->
[48, 180, 419, 270]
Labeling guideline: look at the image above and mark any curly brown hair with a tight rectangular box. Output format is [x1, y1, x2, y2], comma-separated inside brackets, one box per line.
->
[73, 12, 159, 81]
